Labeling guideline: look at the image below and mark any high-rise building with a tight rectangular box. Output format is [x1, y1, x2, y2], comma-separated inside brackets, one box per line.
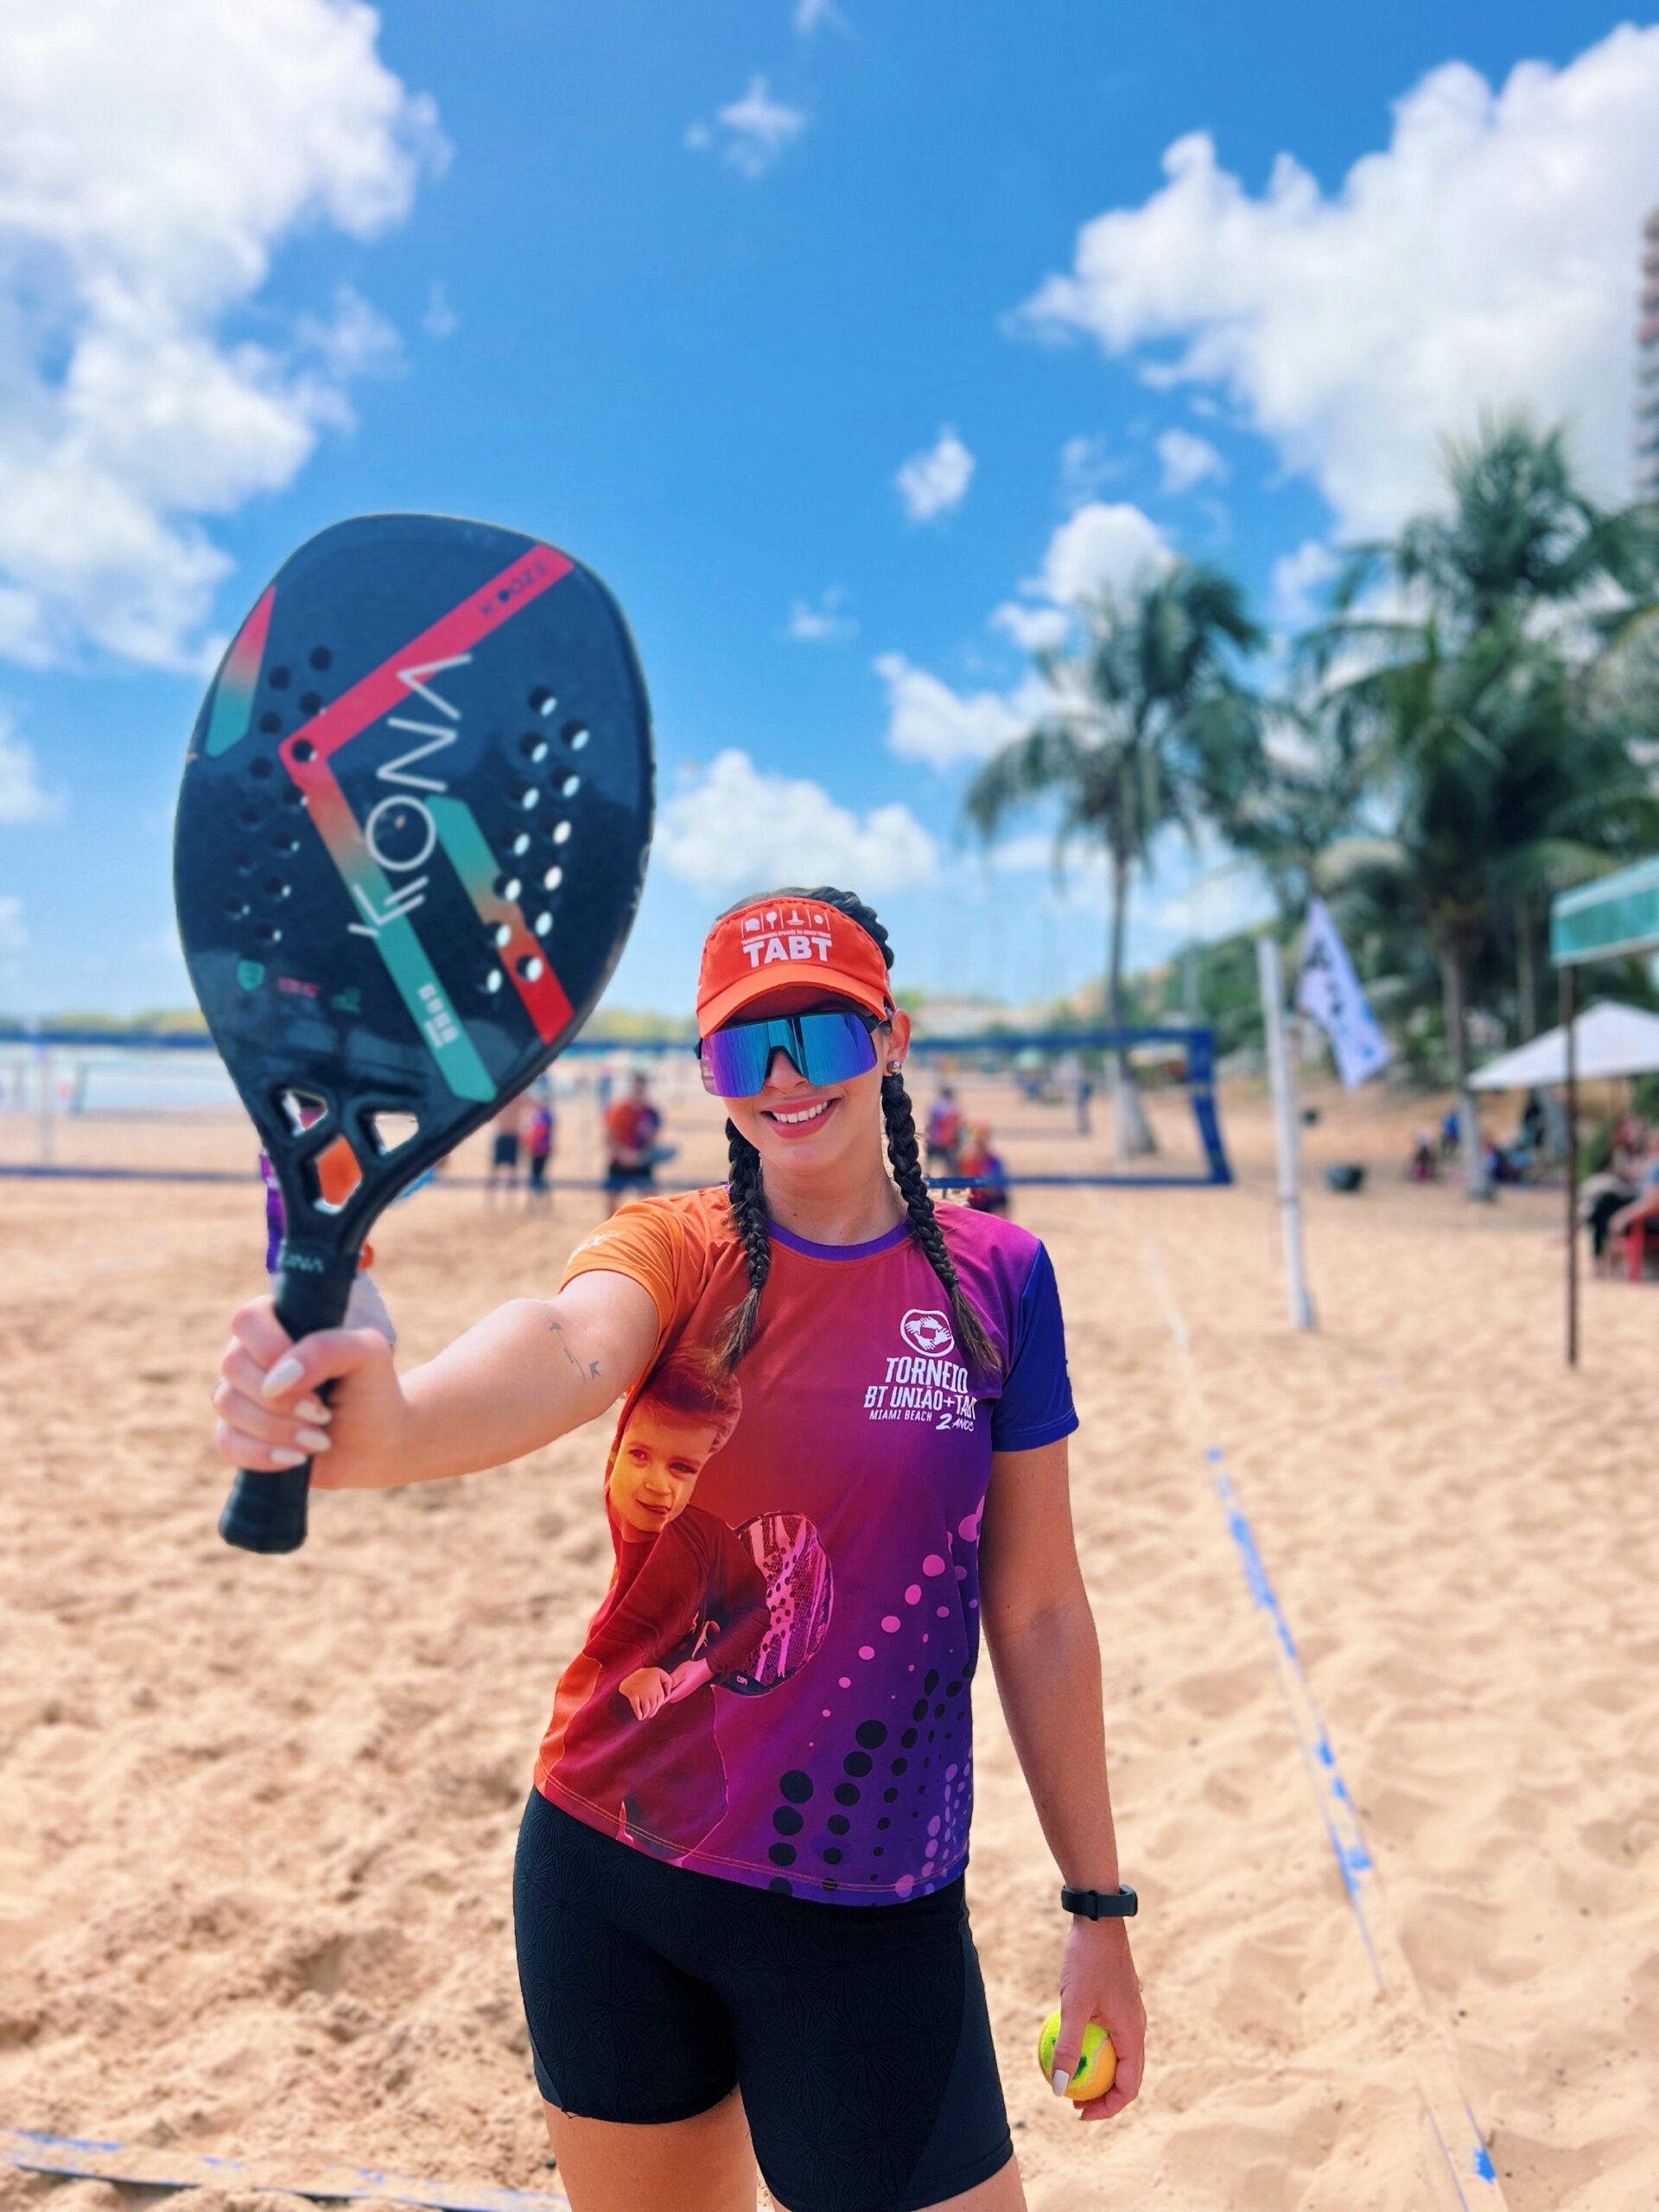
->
[1640, 207, 1659, 502]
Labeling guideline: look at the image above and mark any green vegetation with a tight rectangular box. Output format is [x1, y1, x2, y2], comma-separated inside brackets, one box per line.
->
[969, 413, 1659, 1192]
[963, 562, 1262, 1160]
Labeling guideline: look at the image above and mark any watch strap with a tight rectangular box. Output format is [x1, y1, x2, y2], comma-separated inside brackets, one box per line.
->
[1060, 1884, 1137, 1920]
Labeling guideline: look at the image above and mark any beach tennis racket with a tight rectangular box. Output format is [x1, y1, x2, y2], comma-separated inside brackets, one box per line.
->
[725, 1512, 834, 1694]
[175, 513, 653, 1554]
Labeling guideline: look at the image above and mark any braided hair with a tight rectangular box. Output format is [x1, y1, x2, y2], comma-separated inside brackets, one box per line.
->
[714, 887, 1001, 1383]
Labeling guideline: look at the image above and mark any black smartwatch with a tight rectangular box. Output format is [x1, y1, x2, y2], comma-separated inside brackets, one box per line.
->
[1060, 1884, 1137, 1920]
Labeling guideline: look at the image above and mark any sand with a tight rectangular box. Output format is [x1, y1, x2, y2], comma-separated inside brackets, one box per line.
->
[2, 1075, 1656, 2212]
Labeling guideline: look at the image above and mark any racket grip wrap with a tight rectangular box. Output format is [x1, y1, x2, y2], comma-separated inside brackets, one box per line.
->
[219, 1249, 359, 1556]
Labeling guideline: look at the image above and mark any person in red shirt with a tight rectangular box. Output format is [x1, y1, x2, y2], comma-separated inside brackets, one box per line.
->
[545, 1350, 769, 1853]
[957, 1121, 1011, 1215]
[602, 1071, 662, 1211]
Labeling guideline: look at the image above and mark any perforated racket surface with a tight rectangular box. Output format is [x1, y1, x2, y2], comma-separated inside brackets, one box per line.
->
[175, 514, 652, 1552]
[725, 1512, 834, 1694]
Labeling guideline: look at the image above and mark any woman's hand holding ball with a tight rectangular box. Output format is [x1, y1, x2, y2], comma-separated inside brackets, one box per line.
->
[1040, 1918, 1146, 2120]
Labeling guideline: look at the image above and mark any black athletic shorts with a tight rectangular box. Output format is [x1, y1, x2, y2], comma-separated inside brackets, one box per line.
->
[513, 1789, 1013, 2212]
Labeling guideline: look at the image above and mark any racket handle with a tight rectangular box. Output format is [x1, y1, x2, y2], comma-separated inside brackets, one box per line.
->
[219, 1252, 359, 1556]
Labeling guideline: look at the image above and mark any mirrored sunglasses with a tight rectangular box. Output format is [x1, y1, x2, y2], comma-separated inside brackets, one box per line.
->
[696, 1009, 882, 1099]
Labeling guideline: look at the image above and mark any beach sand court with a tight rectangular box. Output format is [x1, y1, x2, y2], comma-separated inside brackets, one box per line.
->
[2, 1082, 1655, 2212]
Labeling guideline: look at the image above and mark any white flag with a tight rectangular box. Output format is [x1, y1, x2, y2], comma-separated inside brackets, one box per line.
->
[1295, 897, 1390, 1089]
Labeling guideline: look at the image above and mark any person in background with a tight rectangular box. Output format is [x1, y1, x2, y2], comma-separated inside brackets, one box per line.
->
[925, 1083, 963, 1174]
[1407, 1130, 1437, 1183]
[1607, 1127, 1659, 1264]
[603, 1071, 663, 1212]
[525, 1084, 556, 1211]
[259, 1149, 394, 1343]
[957, 1121, 1010, 1215]
[486, 1096, 524, 1207]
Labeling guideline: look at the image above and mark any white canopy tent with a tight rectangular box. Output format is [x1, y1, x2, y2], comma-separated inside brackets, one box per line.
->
[1471, 1001, 1659, 1090]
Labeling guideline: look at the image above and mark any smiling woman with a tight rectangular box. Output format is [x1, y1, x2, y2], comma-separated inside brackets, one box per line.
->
[212, 880, 1143, 2212]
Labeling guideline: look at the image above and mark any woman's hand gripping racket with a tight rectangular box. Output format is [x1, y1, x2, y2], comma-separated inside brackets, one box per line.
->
[175, 514, 653, 1553]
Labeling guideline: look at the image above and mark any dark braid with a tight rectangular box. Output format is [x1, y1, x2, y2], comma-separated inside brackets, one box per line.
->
[715, 883, 1001, 1381]
[716, 1115, 772, 1375]
[880, 1071, 1002, 1382]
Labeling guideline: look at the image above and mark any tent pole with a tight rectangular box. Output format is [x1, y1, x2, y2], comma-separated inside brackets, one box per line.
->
[1564, 963, 1578, 1369]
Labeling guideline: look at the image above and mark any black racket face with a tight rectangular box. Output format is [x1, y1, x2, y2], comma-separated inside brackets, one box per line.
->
[175, 514, 652, 1254]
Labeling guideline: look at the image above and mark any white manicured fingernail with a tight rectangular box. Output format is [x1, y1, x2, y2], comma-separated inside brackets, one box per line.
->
[1051, 2070, 1070, 2099]
[296, 1398, 331, 1424]
[270, 1446, 305, 1467]
[296, 1427, 331, 1453]
[262, 1356, 304, 1398]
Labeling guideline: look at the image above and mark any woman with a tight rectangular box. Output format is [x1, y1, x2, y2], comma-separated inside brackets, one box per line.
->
[211, 886, 1144, 2212]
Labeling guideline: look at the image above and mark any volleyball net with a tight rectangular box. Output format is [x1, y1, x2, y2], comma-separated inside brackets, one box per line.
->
[0, 1023, 1231, 1193]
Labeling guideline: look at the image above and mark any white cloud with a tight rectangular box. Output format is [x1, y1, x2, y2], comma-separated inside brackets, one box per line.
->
[1147, 856, 1274, 942]
[1058, 433, 1122, 509]
[878, 505, 1171, 772]
[1270, 537, 1341, 629]
[1156, 426, 1226, 493]
[658, 749, 937, 893]
[794, 0, 849, 34]
[0, 714, 57, 823]
[787, 586, 856, 643]
[1027, 500, 1172, 607]
[874, 652, 1052, 771]
[295, 283, 404, 381]
[422, 280, 459, 340]
[687, 76, 809, 180]
[1019, 27, 1659, 532]
[989, 601, 1071, 654]
[0, 0, 442, 671]
[0, 893, 24, 959]
[895, 427, 976, 522]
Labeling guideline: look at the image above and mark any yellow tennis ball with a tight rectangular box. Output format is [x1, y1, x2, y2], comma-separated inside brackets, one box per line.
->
[1036, 2009, 1116, 2102]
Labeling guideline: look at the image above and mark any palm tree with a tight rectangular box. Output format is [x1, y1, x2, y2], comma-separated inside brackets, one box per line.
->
[1338, 411, 1656, 633]
[963, 562, 1262, 1159]
[1215, 680, 1371, 925]
[1316, 416, 1659, 1192]
[1322, 619, 1659, 1193]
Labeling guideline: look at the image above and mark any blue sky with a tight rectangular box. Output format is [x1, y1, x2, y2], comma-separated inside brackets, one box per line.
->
[1, 0, 1656, 1017]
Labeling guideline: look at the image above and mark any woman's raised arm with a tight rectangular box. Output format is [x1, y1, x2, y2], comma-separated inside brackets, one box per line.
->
[212, 1268, 659, 1492]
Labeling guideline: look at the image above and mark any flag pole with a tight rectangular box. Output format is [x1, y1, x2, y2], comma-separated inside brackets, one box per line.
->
[1258, 935, 1316, 1332]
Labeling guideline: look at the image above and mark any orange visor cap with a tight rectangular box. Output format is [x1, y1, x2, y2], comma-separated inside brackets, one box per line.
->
[696, 897, 893, 1037]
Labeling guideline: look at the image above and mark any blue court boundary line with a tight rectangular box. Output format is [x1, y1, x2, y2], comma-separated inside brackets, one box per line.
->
[1204, 1446, 1499, 2202]
[1, 2129, 569, 2211]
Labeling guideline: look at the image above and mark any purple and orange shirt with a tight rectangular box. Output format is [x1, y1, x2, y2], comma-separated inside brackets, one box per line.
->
[535, 1187, 1077, 1904]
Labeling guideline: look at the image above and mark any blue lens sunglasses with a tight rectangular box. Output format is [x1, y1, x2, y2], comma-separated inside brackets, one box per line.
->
[696, 1008, 889, 1099]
